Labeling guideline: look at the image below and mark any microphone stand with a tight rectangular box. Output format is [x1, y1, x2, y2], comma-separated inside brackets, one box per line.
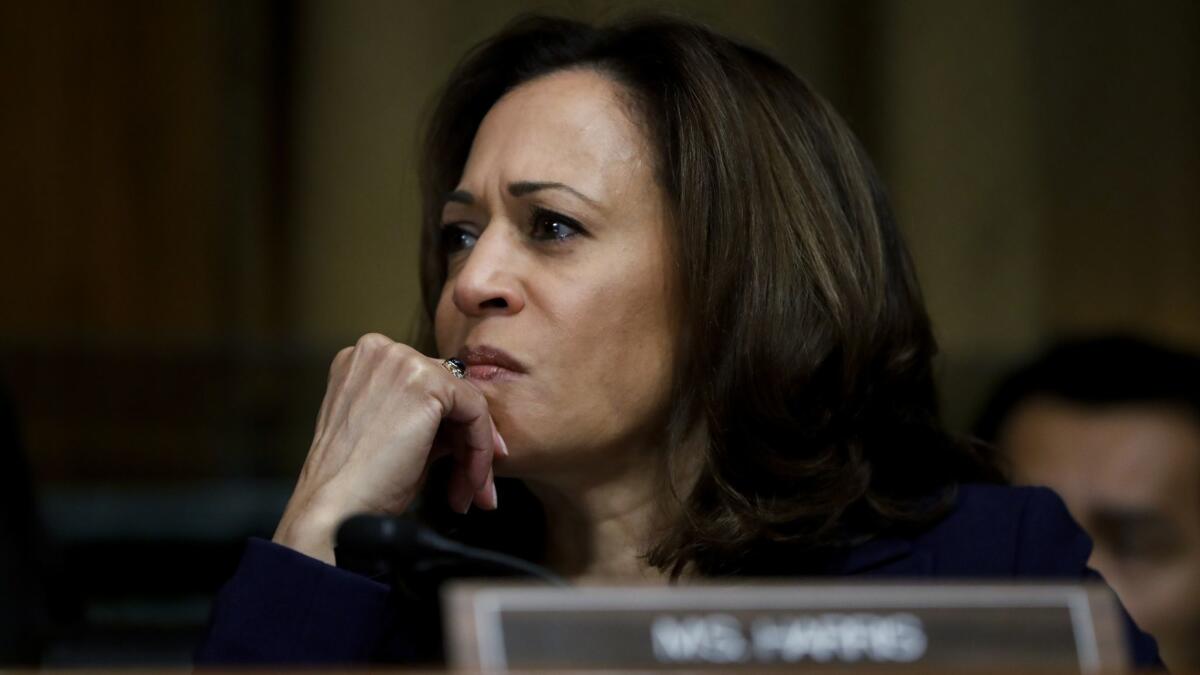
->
[334, 513, 569, 587]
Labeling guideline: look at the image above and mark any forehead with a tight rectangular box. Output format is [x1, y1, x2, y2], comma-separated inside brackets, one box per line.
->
[458, 68, 649, 200]
[1004, 399, 1200, 507]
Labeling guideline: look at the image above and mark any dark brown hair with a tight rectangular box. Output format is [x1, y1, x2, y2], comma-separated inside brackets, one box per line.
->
[415, 13, 1000, 577]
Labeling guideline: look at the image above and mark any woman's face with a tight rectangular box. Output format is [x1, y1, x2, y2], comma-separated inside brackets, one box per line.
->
[433, 68, 676, 480]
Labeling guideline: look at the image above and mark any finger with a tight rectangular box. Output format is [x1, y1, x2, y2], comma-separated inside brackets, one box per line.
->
[325, 333, 391, 432]
[446, 461, 474, 514]
[430, 422, 465, 462]
[432, 367, 496, 490]
[454, 431, 494, 493]
[313, 346, 354, 434]
[439, 414, 493, 506]
[491, 418, 509, 459]
[472, 467, 498, 511]
[436, 373, 495, 459]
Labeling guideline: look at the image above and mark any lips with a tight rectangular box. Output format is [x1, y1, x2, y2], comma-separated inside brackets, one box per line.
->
[456, 345, 527, 381]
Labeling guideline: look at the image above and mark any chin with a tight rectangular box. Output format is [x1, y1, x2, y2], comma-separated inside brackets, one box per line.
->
[490, 435, 550, 478]
[488, 406, 615, 480]
[489, 434, 582, 481]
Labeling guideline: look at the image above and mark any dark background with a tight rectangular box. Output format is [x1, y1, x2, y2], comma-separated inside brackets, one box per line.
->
[1, 0, 1197, 665]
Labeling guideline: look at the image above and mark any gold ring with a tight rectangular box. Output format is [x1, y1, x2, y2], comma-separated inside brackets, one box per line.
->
[441, 357, 466, 379]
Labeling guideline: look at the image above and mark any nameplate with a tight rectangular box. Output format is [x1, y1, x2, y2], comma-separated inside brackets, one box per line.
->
[443, 582, 1127, 672]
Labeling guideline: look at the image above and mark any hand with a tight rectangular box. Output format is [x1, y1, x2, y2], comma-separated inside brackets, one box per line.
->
[272, 333, 506, 564]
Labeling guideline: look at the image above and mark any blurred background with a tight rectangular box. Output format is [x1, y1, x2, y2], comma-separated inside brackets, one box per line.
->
[1, 0, 1197, 665]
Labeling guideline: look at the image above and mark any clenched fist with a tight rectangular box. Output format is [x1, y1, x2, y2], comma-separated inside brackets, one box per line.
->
[272, 333, 506, 564]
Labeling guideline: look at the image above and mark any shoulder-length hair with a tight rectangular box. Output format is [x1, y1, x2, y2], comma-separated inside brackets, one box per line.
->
[414, 13, 1000, 577]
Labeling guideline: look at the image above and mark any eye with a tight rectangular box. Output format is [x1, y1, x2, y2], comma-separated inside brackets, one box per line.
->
[530, 207, 584, 242]
[440, 224, 478, 254]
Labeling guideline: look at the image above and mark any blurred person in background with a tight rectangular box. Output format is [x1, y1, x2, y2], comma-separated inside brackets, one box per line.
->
[975, 335, 1200, 670]
[196, 15, 1161, 666]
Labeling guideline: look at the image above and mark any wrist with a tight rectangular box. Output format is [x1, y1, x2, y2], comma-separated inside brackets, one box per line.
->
[272, 495, 344, 565]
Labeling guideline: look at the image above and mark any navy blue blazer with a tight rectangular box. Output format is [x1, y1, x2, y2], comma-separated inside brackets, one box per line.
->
[195, 484, 1162, 666]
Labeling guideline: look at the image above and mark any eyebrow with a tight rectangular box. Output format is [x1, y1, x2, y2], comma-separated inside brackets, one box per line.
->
[443, 181, 600, 208]
[445, 190, 475, 205]
[509, 181, 600, 207]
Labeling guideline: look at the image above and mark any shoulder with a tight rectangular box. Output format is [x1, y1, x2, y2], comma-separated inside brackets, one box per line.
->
[825, 483, 1091, 578]
[910, 483, 1093, 577]
[836, 485, 1163, 668]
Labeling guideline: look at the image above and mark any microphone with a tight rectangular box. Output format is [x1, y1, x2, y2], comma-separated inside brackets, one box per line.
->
[335, 513, 568, 587]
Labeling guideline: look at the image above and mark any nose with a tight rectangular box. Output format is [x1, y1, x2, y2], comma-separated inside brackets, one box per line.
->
[451, 224, 525, 317]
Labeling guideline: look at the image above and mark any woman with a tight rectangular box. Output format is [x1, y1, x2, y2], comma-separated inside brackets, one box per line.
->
[197, 13, 1160, 665]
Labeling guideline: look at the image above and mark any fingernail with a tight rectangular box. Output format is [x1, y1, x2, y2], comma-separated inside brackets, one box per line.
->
[489, 481, 499, 509]
[495, 430, 510, 458]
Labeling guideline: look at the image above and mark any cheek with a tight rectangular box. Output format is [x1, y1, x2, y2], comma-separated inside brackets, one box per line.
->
[566, 254, 674, 407]
[432, 284, 457, 354]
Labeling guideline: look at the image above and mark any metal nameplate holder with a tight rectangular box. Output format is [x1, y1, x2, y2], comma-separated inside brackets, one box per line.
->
[444, 581, 1127, 672]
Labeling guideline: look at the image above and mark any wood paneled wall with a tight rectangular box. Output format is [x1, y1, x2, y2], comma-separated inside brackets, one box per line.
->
[2, 0, 1197, 483]
[1, 1, 299, 482]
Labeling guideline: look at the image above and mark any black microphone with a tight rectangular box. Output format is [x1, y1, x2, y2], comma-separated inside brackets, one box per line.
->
[335, 513, 568, 587]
